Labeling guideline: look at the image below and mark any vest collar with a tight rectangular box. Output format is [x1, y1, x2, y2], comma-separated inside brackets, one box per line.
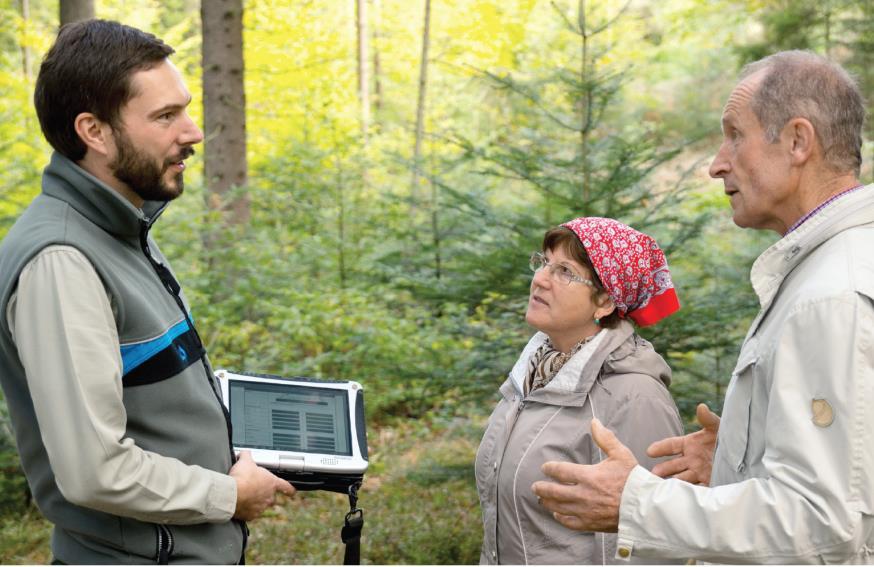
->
[41, 152, 169, 239]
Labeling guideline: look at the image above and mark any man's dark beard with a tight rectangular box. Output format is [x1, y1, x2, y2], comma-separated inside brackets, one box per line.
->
[110, 128, 194, 203]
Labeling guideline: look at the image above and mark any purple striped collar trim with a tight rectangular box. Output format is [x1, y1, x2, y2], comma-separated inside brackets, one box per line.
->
[785, 184, 865, 235]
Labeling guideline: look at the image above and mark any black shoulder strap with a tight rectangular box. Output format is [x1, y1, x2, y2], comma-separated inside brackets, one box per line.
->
[341, 483, 364, 565]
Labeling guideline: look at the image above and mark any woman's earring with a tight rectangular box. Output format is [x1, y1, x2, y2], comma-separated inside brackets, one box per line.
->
[594, 317, 601, 326]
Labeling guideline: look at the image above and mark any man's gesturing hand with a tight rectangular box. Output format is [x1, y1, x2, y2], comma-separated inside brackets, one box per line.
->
[230, 450, 296, 521]
[647, 403, 719, 485]
[531, 418, 637, 533]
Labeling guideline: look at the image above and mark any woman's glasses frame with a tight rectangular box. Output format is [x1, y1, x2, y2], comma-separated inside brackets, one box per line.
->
[529, 252, 595, 287]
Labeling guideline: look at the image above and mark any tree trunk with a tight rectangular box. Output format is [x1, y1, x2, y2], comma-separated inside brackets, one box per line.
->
[579, 0, 592, 206]
[334, 141, 348, 290]
[356, 0, 371, 140]
[201, 0, 249, 226]
[823, 0, 831, 57]
[410, 0, 431, 214]
[372, 0, 383, 114]
[429, 142, 441, 281]
[867, 0, 874, 183]
[59, 0, 93, 25]
[19, 0, 31, 82]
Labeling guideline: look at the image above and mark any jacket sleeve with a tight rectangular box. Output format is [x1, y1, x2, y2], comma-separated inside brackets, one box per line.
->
[8, 245, 237, 525]
[616, 292, 874, 563]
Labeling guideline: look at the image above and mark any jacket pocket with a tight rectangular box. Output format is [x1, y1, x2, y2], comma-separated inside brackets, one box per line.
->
[716, 352, 757, 477]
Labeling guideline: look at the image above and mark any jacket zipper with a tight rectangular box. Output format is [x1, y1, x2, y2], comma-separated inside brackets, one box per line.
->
[491, 399, 526, 564]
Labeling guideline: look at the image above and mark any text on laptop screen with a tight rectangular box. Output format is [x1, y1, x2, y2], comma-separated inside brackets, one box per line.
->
[229, 379, 352, 456]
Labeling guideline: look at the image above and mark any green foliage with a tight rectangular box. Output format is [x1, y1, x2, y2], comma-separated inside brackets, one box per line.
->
[0, 446, 28, 515]
[0, 508, 51, 564]
[159, 184, 526, 422]
[405, 1, 759, 428]
[245, 416, 484, 564]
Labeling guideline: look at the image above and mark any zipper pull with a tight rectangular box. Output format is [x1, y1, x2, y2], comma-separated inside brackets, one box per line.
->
[516, 401, 526, 415]
[155, 524, 172, 564]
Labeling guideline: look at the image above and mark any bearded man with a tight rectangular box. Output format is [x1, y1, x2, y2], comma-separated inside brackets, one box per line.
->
[0, 19, 293, 564]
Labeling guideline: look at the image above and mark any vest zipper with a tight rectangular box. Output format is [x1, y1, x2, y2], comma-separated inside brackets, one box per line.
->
[155, 524, 174, 564]
[138, 219, 248, 558]
[137, 220, 234, 453]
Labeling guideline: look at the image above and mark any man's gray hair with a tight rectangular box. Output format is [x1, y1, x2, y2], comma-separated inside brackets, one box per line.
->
[740, 50, 865, 176]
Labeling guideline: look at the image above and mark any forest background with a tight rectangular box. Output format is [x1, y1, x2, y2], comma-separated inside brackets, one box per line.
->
[1, 0, 872, 563]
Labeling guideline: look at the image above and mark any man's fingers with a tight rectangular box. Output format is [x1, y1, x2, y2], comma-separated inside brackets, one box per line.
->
[553, 512, 587, 531]
[532, 478, 576, 503]
[540, 461, 587, 486]
[537, 496, 580, 516]
[591, 418, 633, 461]
[646, 435, 684, 459]
[276, 478, 295, 496]
[237, 449, 254, 463]
[650, 456, 688, 479]
[697, 403, 721, 430]
[671, 469, 703, 484]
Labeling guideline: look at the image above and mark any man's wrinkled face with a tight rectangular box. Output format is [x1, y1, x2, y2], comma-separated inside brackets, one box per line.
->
[709, 71, 795, 234]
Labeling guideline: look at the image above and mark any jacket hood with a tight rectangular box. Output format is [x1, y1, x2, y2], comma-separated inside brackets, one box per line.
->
[601, 328, 672, 388]
[507, 319, 672, 406]
[41, 152, 169, 240]
[751, 183, 874, 312]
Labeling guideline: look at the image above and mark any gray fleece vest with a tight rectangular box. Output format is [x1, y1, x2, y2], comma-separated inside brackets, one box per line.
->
[0, 153, 244, 564]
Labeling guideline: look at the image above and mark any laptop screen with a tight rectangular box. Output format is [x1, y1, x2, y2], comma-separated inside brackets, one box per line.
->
[228, 379, 352, 456]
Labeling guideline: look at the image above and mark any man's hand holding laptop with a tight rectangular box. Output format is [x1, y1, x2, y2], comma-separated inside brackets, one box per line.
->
[231, 450, 296, 521]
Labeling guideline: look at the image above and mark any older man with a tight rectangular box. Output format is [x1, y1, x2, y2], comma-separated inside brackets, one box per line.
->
[533, 50, 874, 563]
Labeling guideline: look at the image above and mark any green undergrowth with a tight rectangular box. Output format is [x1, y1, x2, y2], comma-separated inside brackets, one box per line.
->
[0, 413, 487, 564]
[248, 413, 485, 564]
[0, 508, 51, 564]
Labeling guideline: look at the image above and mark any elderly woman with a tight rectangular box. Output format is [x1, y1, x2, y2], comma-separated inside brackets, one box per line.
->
[475, 217, 684, 565]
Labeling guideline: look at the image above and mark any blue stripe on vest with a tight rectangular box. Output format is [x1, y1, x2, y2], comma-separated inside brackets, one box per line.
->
[120, 318, 191, 375]
[120, 320, 205, 388]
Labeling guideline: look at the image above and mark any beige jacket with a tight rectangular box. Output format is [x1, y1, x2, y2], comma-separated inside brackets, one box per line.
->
[617, 184, 874, 563]
[476, 321, 683, 564]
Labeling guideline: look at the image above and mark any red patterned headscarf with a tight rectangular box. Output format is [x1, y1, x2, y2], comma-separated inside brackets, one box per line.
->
[561, 217, 680, 327]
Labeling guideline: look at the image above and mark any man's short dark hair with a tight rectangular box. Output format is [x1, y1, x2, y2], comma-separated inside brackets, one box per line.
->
[34, 19, 174, 160]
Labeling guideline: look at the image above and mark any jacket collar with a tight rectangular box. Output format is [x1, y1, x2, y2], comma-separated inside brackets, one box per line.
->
[507, 320, 638, 406]
[41, 152, 169, 241]
[749, 183, 874, 317]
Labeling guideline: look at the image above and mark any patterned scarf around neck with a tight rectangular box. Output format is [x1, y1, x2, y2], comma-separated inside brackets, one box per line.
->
[525, 334, 597, 395]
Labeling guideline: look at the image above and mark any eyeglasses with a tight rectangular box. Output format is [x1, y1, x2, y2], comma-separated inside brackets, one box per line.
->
[529, 252, 595, 287]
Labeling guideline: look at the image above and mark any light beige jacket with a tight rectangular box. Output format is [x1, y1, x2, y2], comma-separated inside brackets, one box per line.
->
[476, 321, 683, 564]
[617, 184, 874, 564]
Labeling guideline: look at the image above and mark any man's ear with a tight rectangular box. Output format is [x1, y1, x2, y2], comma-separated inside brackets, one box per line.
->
[784, 117, 817, 166]
[73, 112, 114, 158]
